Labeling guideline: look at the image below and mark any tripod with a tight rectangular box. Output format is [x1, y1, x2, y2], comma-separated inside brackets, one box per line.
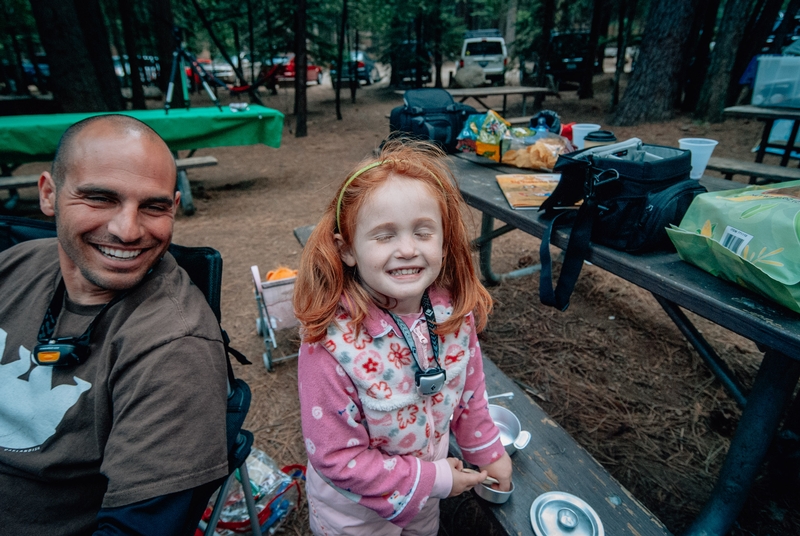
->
[164, 28, 224, 113]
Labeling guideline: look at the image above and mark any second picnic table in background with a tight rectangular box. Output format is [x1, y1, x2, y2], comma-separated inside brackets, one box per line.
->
[394, 85, 557, 117]
[0, 105, 285, 214]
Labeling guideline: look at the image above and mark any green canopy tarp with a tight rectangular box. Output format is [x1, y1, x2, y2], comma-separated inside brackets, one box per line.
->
[0, 105, 284, 165]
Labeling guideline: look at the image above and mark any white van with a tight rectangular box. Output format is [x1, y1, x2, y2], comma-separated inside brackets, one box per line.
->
[458, 31, 508, 86]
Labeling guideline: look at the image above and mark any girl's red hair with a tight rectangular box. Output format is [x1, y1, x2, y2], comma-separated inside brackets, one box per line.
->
[293, 139, 492, 343]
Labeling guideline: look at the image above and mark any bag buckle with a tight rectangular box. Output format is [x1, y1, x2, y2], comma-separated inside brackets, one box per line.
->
[585, 168, 619, 200]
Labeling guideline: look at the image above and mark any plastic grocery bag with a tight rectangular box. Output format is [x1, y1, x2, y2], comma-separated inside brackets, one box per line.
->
[667, 180, 800, 313]
[199, 448, 305, 535]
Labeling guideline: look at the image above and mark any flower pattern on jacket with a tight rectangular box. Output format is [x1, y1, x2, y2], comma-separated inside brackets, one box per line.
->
[342, 321, 373, 350]
[397, 405, 419, 429]
[387, 342, 412, 368]
[366, 381, 392, 401]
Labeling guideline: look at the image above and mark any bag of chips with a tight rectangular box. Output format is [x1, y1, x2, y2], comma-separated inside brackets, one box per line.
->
[667, 180, 800, 313]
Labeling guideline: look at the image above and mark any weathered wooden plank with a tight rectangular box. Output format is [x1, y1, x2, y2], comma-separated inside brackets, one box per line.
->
[175, 155, 219, 170]
[462, 357, 672, 535]
[706, 156, 800, 182]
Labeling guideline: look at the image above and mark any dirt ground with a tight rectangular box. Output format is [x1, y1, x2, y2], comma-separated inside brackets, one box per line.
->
[6, 70, 800, 535]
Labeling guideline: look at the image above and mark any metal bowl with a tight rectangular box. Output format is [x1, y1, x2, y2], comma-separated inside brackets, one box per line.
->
[489, 404, 531, 455]
[474, 480, 515, 504]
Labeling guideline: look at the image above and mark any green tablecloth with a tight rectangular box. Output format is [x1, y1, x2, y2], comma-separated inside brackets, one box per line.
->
[0, 105, 284, 165]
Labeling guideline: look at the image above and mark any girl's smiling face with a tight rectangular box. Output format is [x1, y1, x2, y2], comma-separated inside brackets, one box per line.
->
[338, 174, 444, 314]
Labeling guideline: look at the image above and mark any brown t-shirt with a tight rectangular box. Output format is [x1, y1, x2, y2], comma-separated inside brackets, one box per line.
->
[0, 239, 229, 535]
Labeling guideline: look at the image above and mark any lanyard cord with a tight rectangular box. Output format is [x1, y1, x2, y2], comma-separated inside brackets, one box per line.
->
[384, 291, 441, 372]
[37, 278, 130, 346]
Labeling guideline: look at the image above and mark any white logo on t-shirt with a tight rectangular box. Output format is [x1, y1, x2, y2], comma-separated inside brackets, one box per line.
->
[0, 328, 91, 450]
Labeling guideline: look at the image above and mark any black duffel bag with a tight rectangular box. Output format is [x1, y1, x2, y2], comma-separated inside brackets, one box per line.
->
[389, 88, 476, 153]
[537, 140, 706, 311]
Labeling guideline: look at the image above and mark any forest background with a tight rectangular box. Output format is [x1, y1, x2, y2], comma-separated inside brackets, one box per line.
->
[2, 0, 799, 129]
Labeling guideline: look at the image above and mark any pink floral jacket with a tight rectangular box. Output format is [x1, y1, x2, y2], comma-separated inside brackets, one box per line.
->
[298, 287, 505, 527]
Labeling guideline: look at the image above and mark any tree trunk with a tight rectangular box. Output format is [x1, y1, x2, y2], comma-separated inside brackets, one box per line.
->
[335, 0, 347, 120]
[295, 0, 307, 137]
[611, 0, 629, 108]
[414, 15, 424, 88]
[433, 0, 443, 88]
[75, 0, 123, 110]
[533, 0, 555, 109]
[682, 0, 720, 112]
[246, 0, 255, 83]
[578, 0, 608, 99]
[612, 0, 697, 125]
[150, 0, 180, 107]
[116, 0, 145, 109]
[695, 0, 753, 122]
[29, 0, 109, 112]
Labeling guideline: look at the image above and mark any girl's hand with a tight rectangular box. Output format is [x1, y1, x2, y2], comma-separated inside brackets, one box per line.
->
[480, 452, 513, 492]
[447, 458, 487, 497]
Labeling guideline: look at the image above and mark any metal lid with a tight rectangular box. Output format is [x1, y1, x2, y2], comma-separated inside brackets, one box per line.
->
[530, 492, 604, 536]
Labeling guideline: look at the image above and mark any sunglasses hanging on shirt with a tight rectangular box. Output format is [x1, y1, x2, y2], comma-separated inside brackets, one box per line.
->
[33, 279, 129, 367]
[385, 291, 446, 396]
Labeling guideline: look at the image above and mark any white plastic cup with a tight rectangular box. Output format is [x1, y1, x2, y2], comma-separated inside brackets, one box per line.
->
[572, 124, 601, 150]
[679, 138, 719, 179]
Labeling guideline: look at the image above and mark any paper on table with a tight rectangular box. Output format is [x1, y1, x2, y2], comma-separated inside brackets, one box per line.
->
[495, 173, 561, 209]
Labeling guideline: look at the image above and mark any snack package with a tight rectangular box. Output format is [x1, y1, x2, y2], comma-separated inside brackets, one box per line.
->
[456, 113, 486, 153]
[501, 134, 572, 171]
[667, 180, 800, 313]
[202, 448, 304, 535]
[475, 110, 509, 162]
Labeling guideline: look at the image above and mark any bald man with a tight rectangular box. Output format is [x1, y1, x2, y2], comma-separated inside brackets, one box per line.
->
[0, 115, 229, 535]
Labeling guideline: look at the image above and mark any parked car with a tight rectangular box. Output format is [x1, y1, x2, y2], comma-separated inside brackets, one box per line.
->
[260, 55, 323, 87]
[21, 54, 50, 90]
[112, 54, 160, 86]
[545, 32, 601, 87]
[330, 51, 381, 85]
[392, 41, 433, 85]
[457, 30, 508, 86]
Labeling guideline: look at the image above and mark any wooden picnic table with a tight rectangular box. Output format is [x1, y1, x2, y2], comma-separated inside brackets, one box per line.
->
[723, 105, 800, 167]
[394, 86, 556, 116]
[0, 105, 284, 215]
[449, 152, 800, 536]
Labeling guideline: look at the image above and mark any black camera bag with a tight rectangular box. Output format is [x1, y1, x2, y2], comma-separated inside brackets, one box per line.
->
[389, 88, 476, 153]
[537, 142, 706, 311]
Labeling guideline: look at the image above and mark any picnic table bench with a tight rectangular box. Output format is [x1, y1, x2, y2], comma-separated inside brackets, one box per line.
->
[1, 156, 219, 211]
[454, 357, 671, 535]
[705, 156, 800, 184]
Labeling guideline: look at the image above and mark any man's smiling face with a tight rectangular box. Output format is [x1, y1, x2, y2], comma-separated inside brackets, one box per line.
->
[40, 121, 179, 304]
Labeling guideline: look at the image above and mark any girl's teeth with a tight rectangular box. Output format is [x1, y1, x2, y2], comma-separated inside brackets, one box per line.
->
[391, 268, 419, 275]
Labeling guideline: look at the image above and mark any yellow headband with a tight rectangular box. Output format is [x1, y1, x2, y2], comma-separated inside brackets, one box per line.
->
[336, 161, 386, 231]
[335, 159, 445, 232]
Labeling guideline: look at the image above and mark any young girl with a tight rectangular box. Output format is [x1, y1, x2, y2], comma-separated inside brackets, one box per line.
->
[294, 140, 512, 535]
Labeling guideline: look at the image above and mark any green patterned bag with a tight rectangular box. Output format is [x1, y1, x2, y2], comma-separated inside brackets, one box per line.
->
[667, 180, 800, 313]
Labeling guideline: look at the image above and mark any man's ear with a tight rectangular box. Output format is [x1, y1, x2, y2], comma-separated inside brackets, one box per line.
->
[39, 171, 56, 217]
[173, 191, 181, 215]
[334, 233, 357, 267]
